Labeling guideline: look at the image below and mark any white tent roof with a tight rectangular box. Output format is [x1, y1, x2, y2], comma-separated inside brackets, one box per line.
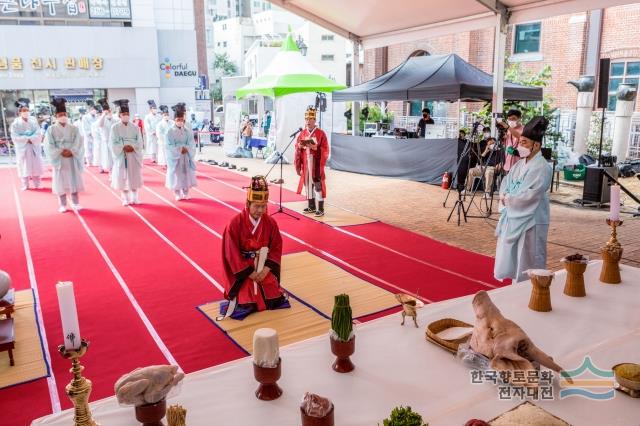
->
[270, 0, 640, 49]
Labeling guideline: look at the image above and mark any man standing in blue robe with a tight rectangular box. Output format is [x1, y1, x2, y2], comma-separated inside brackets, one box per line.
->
[494, 116, 552, 283]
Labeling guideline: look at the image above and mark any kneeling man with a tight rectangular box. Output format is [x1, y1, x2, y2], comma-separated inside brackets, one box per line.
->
[219, 176, 290, 320]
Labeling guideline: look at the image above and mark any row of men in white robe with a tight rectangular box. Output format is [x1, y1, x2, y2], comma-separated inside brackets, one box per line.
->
[10, 97, 197, 213]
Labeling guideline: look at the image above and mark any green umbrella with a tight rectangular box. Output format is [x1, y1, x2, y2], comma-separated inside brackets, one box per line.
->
[236, 33, 346, 99]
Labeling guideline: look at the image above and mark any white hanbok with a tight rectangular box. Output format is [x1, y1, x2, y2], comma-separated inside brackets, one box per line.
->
[110, 122, 144, 191]
[10, 116, 44, 185]
[165, 125, 197, 192]
[44, 123, 85, 195]
[144, 112, 162, 159]
[98, 114, 117, 171]
[155, 118, 173, 166]
[494, 152, 552, 283]
[81, 113, 97, 162]
[90, 119, 102, 167]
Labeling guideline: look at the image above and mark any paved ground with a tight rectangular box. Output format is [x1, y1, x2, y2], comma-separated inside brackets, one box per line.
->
[197, 145, 640, 272]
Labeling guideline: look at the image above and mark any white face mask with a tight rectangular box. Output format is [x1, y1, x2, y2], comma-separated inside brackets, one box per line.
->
[121, 115, 130, 124]
[163, 116, 169, 121]
[20, 111, 29, 119]
[517, 146, 531, 158]
[483, 132, 490, 138]
[508, 120, 518, 128]
[57, 116, 68, 124]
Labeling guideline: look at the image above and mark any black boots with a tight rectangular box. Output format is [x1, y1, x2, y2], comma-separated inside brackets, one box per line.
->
[314, 201, 325, 217]
[303, 198, 315, 214]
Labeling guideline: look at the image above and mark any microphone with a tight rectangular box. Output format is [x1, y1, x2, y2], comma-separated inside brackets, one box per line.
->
[290, 127, 303, 138]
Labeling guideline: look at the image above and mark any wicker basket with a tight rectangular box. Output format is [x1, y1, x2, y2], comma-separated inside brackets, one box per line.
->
[425, 318, 473, 354]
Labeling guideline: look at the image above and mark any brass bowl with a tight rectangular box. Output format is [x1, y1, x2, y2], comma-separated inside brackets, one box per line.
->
[613, 363, 640, 391]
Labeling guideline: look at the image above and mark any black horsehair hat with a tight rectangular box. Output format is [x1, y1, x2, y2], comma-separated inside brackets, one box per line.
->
[50, 97, 67, 114]
[521, 116, 549, 144]
[97, 98, 110, 111]
[172, 103, 186, 119]
[15, 98, 30, 109]
[147, 99, 157, 109]
[113, 99, 130, 114]
[159, 105, 169, 114]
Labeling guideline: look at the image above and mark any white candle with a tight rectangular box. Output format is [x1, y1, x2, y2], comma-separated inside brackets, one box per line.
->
[610, 185, 620, 221]
[56, 281, 81, 350]
[253, 328, 279, 368]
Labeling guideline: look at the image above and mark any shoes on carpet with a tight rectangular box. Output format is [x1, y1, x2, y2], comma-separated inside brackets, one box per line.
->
[182, 191, 191, 200]
[129, 192, 141, 205]
[20, 185, 28, 191]
[314, 210, 325, 217]
[58, 206, 67, 213]
[72, 204, 82, 211]
[303, 207, 315, 214]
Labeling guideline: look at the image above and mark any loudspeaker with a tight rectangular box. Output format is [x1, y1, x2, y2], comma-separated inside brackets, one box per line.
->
[582, 166, 618, 203]
[597, 58, 611, 109]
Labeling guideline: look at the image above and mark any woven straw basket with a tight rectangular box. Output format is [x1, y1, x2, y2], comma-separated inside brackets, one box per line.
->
[425, 318, 473, 354]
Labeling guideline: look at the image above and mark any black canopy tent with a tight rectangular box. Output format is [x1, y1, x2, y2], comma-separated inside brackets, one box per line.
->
[333, 53, 543, 102]
[329, 54, 542, 185]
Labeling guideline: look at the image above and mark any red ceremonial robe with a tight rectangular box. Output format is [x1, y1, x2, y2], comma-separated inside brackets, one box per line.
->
[221, 208, 288, 316]
[294, 127, 329, 198]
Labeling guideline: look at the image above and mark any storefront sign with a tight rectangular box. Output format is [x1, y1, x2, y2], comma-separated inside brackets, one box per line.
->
[0, 26, 159, 90]
[88, 0, 131, 20]
[0, 0, 131, 20]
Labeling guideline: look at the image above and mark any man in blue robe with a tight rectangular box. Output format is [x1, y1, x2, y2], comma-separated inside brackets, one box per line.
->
[165, 103, 197, 200]
[494, 116, 552, 283]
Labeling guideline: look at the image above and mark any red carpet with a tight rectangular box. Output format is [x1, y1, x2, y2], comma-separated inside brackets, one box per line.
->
[0, 161, 503, 425]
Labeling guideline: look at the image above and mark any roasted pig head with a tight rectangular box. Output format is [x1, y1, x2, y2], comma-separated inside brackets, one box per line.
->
[469, 291, 570, 386]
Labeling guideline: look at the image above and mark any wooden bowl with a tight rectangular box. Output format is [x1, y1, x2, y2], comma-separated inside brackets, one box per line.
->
[425, 318, 473, 354]
[613, 363, 640, 391]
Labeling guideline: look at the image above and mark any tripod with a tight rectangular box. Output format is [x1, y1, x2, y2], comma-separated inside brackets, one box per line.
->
[445, 122, 482, 225]
[465, 132, 505, 219]
[265, 130, 301, 220]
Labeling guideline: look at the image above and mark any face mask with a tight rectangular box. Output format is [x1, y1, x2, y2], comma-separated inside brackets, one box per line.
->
[121, 116, 130, 124]
[90, 111, 96, 116]
[21, 111, 29, 119]
[58, 116, 68, 124]
[176, 121, 184, 128]
[517, 146, 531, 157]
[163, 116, 169, 121]
[508, 120, 517, 128]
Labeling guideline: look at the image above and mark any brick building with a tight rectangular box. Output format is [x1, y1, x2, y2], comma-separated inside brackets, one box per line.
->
[363, 4, 640, 119]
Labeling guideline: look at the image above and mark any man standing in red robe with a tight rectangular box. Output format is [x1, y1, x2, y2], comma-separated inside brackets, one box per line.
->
[219, 176, 290, 320]
[295, 106, 329, 217]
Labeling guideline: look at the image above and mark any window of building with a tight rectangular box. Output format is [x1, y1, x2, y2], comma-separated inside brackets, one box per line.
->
[222, 24, 227, 30]
[206, 29, 213, 46]
[321, 54, 335, 61]
[223, 41, 227, 47]
[513, 22, 541, 54]
[321, 34, 334, 41]
[608, 60, 640, 110]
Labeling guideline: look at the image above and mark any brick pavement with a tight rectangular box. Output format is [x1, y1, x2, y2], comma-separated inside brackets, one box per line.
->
[198, 146, 640, 272]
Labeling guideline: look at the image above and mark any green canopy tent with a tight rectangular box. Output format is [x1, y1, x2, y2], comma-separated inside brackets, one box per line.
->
[231, 33, 346, 160]
[235, 33, 346, 99]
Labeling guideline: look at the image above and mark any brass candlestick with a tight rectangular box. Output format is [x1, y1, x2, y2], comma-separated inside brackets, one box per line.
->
[600, 219, 623, 284]
[58, 340, 99, 426]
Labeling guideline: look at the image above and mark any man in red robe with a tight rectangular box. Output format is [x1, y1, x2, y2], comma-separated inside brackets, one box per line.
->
[295, 106, 329, 217]
[219, 176, 290, 320]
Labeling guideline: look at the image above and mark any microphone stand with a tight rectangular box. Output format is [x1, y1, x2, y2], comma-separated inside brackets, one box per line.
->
[265, 129, 301, 220]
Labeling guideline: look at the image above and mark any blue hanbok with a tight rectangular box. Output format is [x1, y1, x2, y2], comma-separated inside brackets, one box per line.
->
[494, 152, 552, 283]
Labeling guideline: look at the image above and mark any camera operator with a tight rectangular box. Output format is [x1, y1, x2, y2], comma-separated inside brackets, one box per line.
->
[496, 109, 523, 173]
[465, 137, 504, 198]
[455, 129, 470, 191]
[417, 108, 435, 137]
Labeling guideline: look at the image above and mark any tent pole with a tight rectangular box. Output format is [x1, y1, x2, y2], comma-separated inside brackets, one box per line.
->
[351, 40, 361, 136]
[491, 11, 508, 136]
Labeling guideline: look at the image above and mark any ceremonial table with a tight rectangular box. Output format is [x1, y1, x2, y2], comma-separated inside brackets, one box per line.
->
[33, 261, 640, 425]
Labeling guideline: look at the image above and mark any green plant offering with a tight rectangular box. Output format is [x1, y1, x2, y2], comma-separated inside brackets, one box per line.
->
[331, 294, 353, 342]
[381, 406, 427, 426]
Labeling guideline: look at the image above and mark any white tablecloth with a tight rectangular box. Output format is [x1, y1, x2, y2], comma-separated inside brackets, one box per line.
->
[34, 261, 640, 425]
